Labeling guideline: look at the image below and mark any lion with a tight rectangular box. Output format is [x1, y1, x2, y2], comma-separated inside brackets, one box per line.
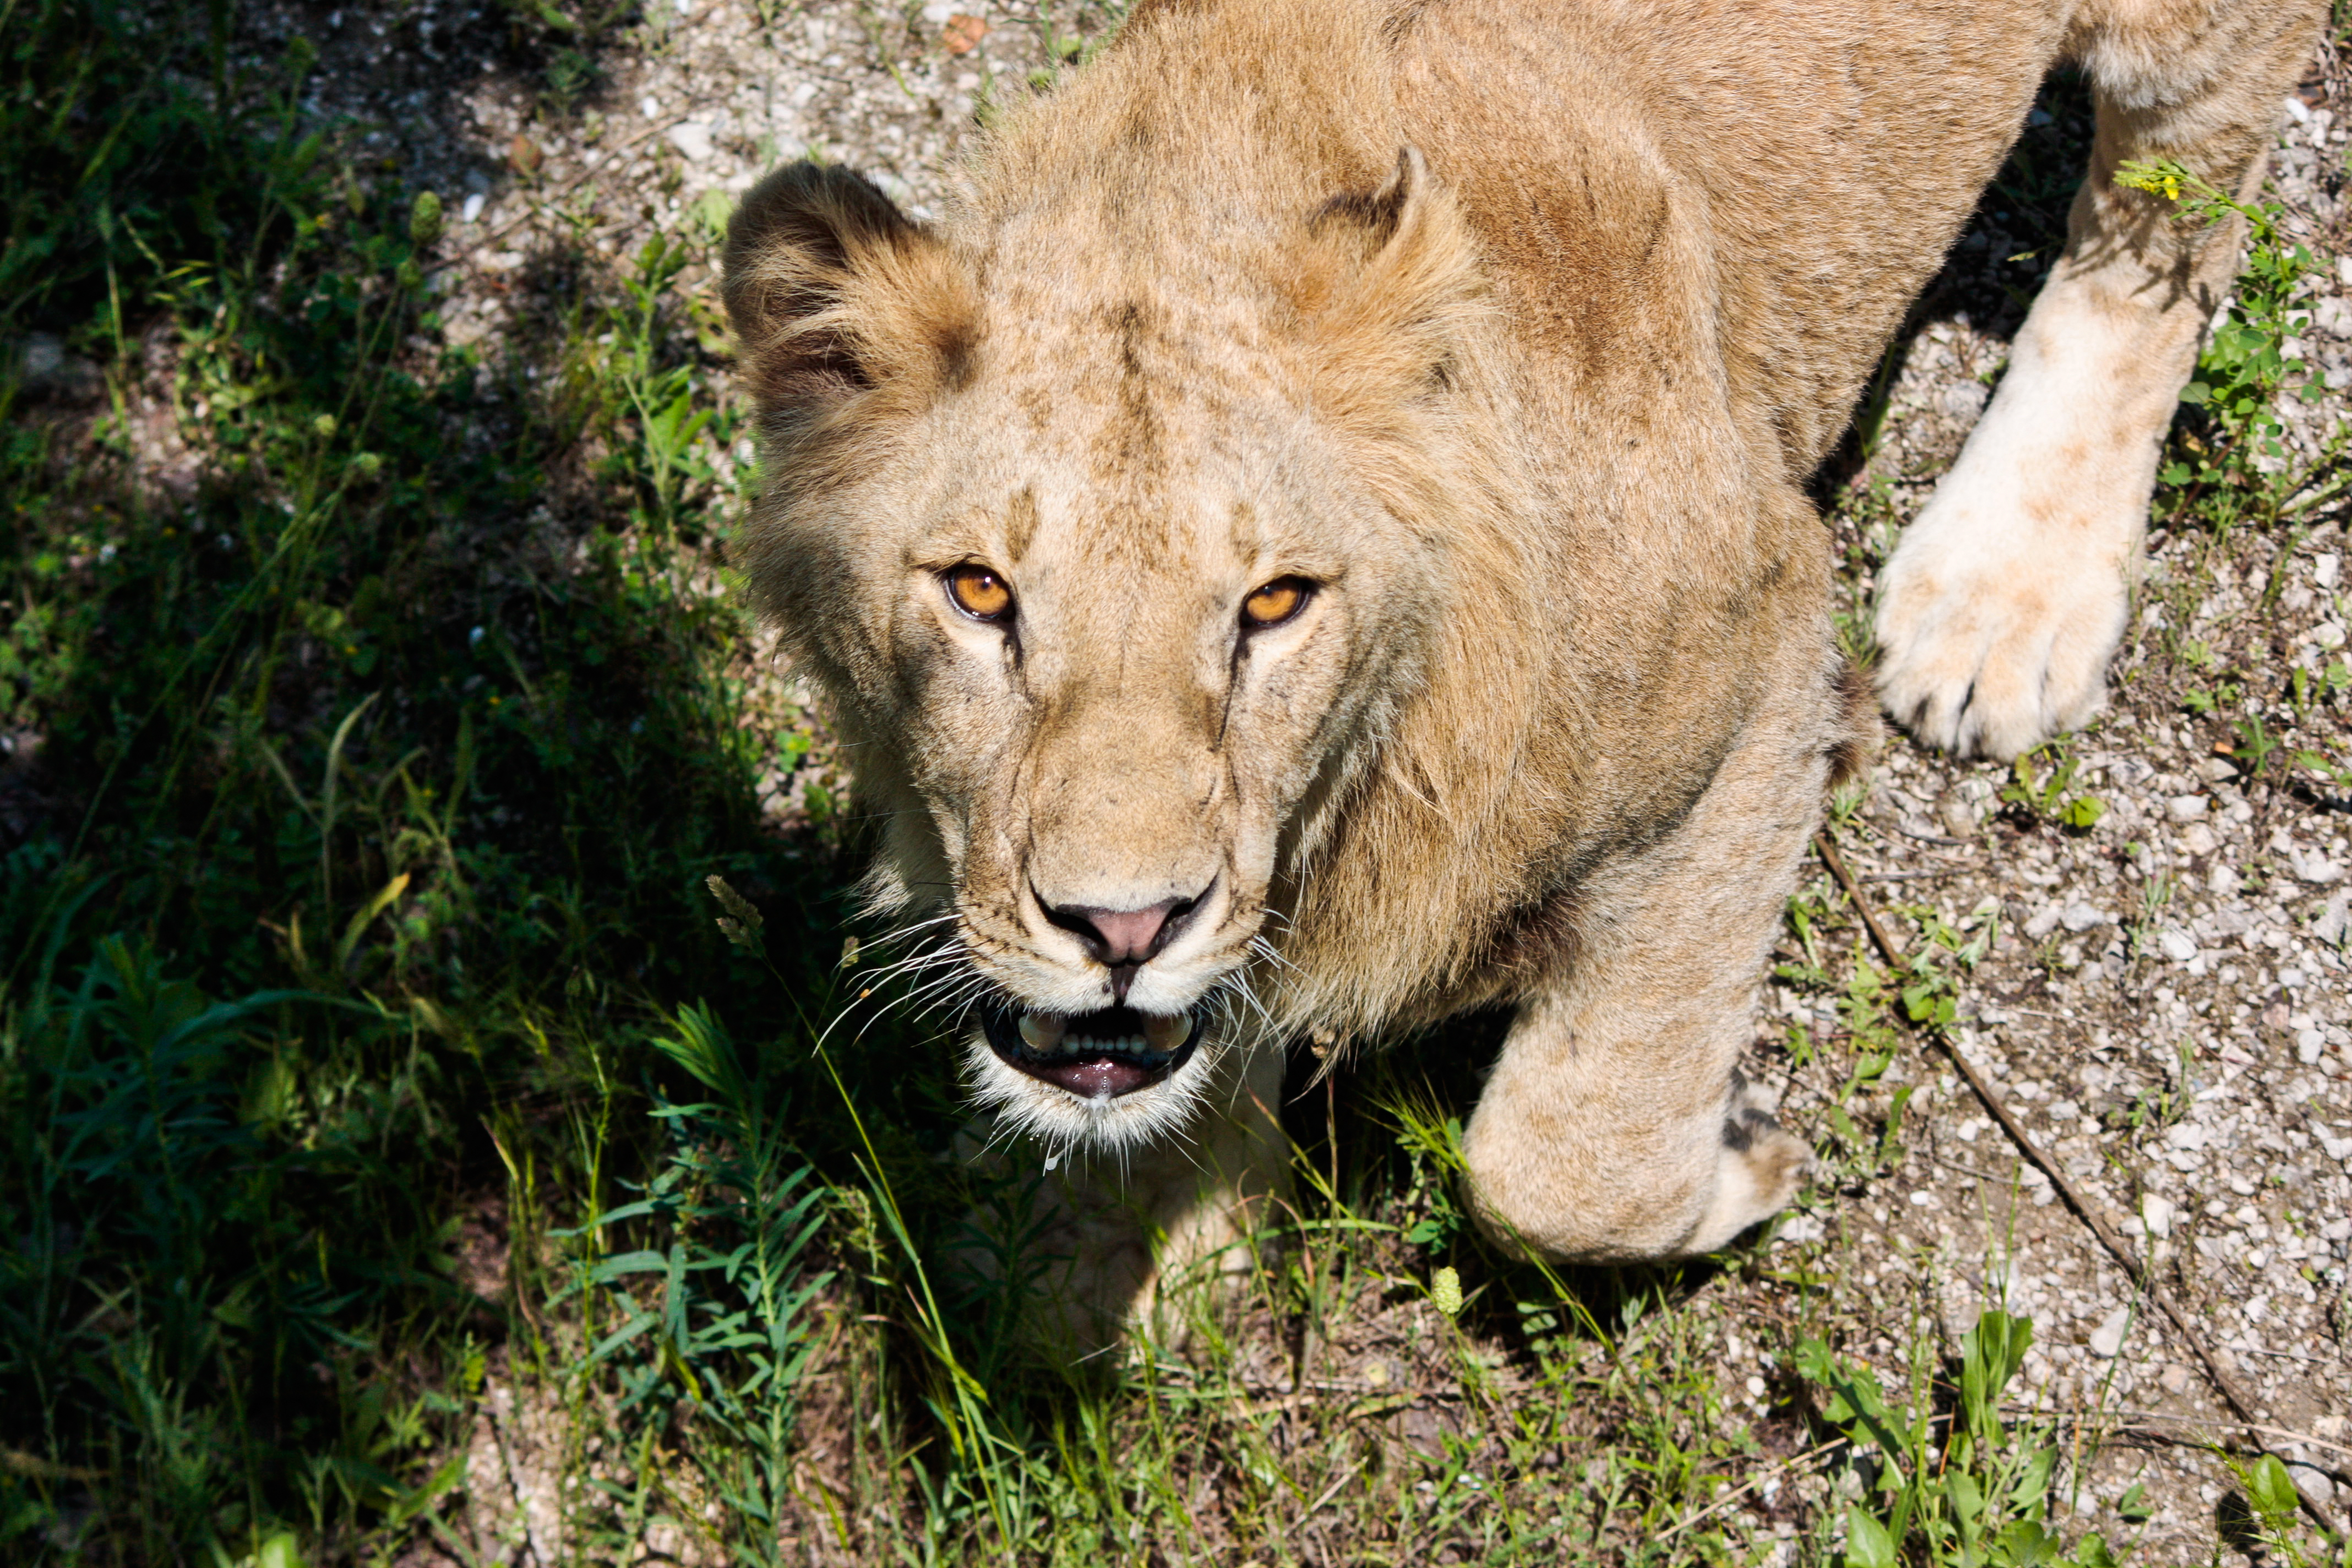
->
[722, 0, 2322, 1336]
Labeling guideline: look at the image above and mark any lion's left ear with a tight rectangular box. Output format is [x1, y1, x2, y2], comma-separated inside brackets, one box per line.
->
[722, 162, 978, 434]
[1298, 147, 1485, 395]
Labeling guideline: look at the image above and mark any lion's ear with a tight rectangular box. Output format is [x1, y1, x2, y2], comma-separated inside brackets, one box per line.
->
[722, 162, 977, 427]
[1301, 146, 1484, 391]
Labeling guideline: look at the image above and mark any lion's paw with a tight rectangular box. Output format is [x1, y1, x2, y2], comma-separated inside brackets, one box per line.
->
[1688, 1085, 1810, 1253]
[1873, 474, 2131, 762]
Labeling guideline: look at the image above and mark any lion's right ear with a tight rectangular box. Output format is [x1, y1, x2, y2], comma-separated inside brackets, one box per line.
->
[722, 163, 977, 429]
[1296, 148, 1486, 411]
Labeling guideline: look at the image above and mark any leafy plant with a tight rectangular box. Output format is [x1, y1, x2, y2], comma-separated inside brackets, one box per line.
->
[1376, 1080, 1472, 1251]
[2227, 1451, 2327, 1568]
[0, 0, 848, 1553]
[1799, 1311, 2124, 1568]
[2182, 676, 2245, 716]
[581, 232, 743, 535]
[0, 933, 454, 1561]
[2297, 744, 2352, 793]
[547, 1003, 832, 1562]
[1778, 881, 1838, 993]
[2223, 714, 2284, 781]
[2123, 869, 2176, 966]
[2000, 745, 2107, 831]
[2116, 156, 2322, 488]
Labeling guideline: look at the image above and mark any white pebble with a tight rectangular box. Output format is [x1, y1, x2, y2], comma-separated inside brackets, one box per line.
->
[2288, 846, 2344, 885]
[2088, 1304, 2131, 1359]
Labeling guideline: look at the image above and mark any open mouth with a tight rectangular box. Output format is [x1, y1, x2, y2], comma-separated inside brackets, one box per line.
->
[979, 1003, 1200, 1100]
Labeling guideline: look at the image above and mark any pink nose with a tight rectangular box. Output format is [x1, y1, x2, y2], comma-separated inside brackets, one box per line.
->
[1059, 901, 1178, 966]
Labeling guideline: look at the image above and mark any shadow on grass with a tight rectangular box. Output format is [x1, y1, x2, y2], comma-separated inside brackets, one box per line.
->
[0, 1, 973, 1559]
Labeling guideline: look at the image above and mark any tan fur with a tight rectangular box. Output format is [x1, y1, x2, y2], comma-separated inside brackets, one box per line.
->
[725, 0, 2320, 1338]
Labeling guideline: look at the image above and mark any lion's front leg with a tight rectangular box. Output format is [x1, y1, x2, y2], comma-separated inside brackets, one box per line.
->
[1874, 2, 2321, 760]
[1460, 690, 1842, 1262]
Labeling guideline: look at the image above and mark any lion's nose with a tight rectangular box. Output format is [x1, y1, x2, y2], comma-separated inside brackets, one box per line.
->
[1043, 887, 1213, 999]
[1047, 899, 1183, 966]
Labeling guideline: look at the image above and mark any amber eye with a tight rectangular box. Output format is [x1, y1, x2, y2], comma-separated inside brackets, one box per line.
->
[945, 564, 1014, 622]
[1240, 577, 1311, 629]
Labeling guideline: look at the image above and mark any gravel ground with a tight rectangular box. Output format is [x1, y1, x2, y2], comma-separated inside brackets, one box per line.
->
[227, 1, 2352, 1555]
[1756, 46, 2352, 1558]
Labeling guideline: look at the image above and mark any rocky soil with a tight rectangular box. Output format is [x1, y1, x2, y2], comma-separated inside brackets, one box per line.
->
[1757, 46, 2352, 1561]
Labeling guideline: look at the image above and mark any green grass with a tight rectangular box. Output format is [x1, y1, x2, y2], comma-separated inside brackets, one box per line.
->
[0, 1, 881, 1555]
[3, 1, 2346, 1564]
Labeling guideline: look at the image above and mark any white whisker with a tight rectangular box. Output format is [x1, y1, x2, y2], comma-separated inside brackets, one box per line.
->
[1248, 934, 1301, 975]
[856, 911, 964, 952]
[851, 943, 965, 984]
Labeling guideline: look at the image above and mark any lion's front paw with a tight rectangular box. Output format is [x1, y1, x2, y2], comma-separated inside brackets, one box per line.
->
[1687, 1087, 1810, 1253]
[1873, 483, 2131, 761]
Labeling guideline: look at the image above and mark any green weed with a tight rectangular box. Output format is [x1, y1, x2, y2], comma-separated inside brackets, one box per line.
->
[0, 0, 862, 1554]
[1799, 1310, 2124, 1568]
[2122, 869, 2176, 966]
[0, 933, 458, 1560]
[535, 1001, 832, 1562]
[2117, 156, 2325, 499]
[1998, 743, 2107, 832]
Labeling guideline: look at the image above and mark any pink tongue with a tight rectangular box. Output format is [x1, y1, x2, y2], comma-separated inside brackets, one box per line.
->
[1027, 1053, 1155, 1099]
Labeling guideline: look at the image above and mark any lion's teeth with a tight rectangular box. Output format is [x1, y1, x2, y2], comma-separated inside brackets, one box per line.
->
[1022, 1013, 1191, 1058]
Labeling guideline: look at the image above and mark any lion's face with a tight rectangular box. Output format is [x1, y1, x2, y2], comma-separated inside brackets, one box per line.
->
[725, 152, 1479, 1150]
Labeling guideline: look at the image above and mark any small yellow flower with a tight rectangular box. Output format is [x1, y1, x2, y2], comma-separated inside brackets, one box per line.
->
[2161, 175, 2180, 202]
[1430, 1265, 1462, 1317]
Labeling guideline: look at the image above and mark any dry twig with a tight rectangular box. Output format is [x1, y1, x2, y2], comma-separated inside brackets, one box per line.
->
[2066, 1408, 2352, 1467]
[1815, 829, 2346, 1540]
[1656, 1435, 1854, 1542]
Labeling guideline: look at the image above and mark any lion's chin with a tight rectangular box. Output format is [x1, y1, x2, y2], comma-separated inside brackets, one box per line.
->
[966, 1002, 1215, 1152]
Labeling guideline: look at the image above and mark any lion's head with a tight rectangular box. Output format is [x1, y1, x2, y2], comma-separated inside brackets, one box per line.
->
[722, 43, 1555, 1153]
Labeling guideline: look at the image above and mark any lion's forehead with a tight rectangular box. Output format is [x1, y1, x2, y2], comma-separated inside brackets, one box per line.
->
[939, 494, 1249, 620]
[962, 253, 1305, 411]
[915, 401, 1317, 578]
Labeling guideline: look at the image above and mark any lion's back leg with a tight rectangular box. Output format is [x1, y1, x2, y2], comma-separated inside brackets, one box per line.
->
[1872, 0, 2323, 761]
